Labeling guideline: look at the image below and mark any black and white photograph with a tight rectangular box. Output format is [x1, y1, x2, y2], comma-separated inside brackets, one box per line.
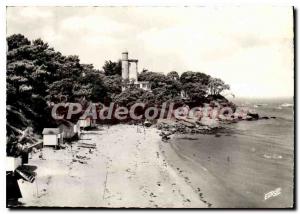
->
[5, 5, 294, 208]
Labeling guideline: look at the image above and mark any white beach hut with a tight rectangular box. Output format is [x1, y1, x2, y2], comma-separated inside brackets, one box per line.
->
[78, 117, 93, 129]
[6, 156, 22, 172]
[42, 128, 62, 147]
[78, 116, 97, 130]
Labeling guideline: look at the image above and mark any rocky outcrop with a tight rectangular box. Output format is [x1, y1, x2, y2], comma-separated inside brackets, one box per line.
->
[247, 113, 259, 120]
[156, 118, 220, 141]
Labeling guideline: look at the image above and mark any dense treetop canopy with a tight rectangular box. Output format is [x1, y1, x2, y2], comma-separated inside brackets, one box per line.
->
[6, 34, 231, 145]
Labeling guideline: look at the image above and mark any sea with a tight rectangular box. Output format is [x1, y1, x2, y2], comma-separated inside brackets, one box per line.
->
[170, 98, 294, 208]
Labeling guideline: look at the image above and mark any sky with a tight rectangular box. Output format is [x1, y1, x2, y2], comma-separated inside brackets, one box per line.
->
[6, 6, 294, 98]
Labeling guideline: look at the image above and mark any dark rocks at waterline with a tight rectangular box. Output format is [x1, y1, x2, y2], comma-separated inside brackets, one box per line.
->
[260, 116, 270, 120]
[247, 113, 259, 120]
[259, 116, 277, 120]
[161, 134, 171, 142]
[156, 122, 219, 139]
[245, 113, 276, 121]
[245, 116, 255, 121]
[246, 114, 277, 121]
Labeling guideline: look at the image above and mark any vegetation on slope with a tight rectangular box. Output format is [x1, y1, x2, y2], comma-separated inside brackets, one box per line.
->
[6, 34, 233, 146]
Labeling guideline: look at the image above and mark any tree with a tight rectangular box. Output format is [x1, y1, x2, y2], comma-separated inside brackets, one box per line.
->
[208, 78, 230, 96]
[47, 78, 75, 102]
[103, 75, 122, 98]
[138, 70, 182, 101]
[6, 34, 91, 147]
[179, 71, 211, 102]
[180, 71, 210, 85]
[79, 71, 107, 102]
[138, 71, 167, 89]
[182, 82, 207, 101]
[6, 34, 233, 152]
[167, 71, 179, 80]
[6, 60, 37, 106]
[7, 34, 30, 51]
[114, 88, 147, 108]
[103, 60, 122, 76]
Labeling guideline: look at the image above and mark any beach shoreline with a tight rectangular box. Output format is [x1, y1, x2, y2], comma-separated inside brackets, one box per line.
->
[161, 119, 294, 208]
[15, 112, 293, 208]
[17, 124, 210, 208]
[159, 134, 254, 208]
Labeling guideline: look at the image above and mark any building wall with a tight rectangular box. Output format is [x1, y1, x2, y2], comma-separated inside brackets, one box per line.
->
[129, 62, 138, 81]
[79, 119, 91, 128]
[79, 119, 86, 128]
[122, 52, 129, 79]
[122, 60, 129, 79]
[43, 134, 58, 146]
[6, 156, 22, 171]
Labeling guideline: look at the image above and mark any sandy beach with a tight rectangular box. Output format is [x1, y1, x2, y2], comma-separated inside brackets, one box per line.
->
[16, 116, 294, 208]
[18, 125, 209, 208]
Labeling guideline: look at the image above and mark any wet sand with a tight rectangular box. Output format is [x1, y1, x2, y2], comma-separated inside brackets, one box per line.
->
[159, 135, 252, 208]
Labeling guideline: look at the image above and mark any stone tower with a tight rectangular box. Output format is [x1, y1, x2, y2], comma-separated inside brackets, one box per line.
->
[121, 51, 150, 91]
[121, 51, 129, 80]
[121, 51, 138, 82]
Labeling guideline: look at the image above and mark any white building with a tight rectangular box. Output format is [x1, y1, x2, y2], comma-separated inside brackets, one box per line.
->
[78, 117, 97, 129]
[6, 156, 22, 172]
[42, 128, 63, 147]
[78, 118, 91, 128]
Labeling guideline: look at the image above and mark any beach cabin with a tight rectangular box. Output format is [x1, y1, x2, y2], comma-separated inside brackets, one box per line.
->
[78, 118, 91, 128]
[6, 156, 22, 172]
[42, 128, 63, 147]
[78, 117, 97, 129]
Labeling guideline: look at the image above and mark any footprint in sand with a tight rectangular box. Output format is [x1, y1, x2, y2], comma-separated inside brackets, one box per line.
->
[46, 176, 52, 185]
[162, 159, 167, 167]
[149, 192, 157, 198]
[184, 198, 191, 203]
[184, 176, 191, 184]
[196, 187, 212, 207]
